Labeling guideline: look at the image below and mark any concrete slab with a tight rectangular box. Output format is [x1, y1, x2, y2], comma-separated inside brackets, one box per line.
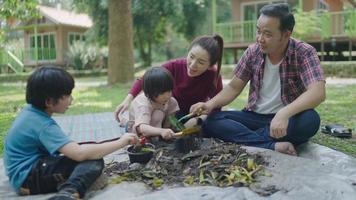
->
[2, 112, 356, 200]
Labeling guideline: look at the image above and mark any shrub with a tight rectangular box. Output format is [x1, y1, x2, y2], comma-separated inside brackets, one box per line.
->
[67, 41, 108, 70]
[322, 61, 356, 78]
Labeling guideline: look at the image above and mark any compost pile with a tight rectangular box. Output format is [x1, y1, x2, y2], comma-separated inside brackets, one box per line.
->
[105, 138, 270, 193]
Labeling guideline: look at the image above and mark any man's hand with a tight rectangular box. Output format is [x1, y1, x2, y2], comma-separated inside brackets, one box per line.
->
[160, 129, 175, 140]
[190, 102, 213, 115]
[270, 112, 289, 139]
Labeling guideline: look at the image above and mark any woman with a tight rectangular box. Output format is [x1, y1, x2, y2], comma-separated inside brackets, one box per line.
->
[115, 34, 224, 127]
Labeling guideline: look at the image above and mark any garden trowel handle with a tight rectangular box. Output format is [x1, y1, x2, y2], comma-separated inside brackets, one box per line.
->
[174, 131, 184, 138]
[177, 108, 204, 123]
[173, 127, 201, 138]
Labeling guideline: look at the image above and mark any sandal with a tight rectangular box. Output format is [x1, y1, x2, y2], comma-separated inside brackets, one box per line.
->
[321, 124, 352, 139]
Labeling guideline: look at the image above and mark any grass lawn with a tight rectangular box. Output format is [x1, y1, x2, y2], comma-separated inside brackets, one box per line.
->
[1, 77, 356, 157]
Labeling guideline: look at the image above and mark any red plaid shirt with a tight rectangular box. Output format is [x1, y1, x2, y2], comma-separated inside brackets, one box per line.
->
[234, 38, 324, 111]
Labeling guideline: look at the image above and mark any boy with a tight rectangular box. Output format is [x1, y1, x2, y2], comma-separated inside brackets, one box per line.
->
[3, 65, 138, 200]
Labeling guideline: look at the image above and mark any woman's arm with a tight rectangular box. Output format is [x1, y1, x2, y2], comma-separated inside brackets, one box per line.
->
[114, 79, 143, 122]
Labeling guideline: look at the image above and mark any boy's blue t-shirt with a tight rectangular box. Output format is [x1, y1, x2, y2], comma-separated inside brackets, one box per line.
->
[3, 104, 71, 192]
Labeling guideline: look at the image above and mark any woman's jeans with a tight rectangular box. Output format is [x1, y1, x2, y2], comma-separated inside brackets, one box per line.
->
[20, 155, 104, 198]
[202, 109, 320, 150]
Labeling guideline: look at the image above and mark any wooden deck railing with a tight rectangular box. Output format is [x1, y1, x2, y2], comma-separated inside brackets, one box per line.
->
[0, 48, 56, 73]
[214, 10, 356, 44]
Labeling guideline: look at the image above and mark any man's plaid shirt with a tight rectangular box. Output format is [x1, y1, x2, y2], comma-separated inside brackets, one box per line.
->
[234, 38, 325, 111]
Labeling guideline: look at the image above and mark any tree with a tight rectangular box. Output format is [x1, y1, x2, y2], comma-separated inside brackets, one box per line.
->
[73, 0, 108, 46]
[173, 0, 210, 41]
[0, 0, 39, 43]
[132, 0, 178, 67]
[293, 9, 322, 40]
[108, 0, 134, 84]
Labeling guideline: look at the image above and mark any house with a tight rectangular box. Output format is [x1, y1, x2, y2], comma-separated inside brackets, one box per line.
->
[214, 0, 356, 61]
[16, 5, 92, 67]
[22, 5, 93, 67]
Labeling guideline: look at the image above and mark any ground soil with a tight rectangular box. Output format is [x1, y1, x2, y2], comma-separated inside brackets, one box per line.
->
[104, 137, 277, 196]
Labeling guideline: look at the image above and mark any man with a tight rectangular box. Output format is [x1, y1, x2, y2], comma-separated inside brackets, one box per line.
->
[191, 3, 325, 156]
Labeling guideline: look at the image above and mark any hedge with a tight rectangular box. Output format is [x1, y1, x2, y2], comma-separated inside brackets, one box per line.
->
[220, 61, 356, 78]
[0, 69, 107, 82]
[322, 61, 356, 78]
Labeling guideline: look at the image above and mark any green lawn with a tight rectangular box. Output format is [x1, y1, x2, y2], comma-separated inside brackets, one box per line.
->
[1, 77, 356, 157]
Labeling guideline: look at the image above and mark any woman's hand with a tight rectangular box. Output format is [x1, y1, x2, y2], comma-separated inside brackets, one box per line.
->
[114, 95, 133, 124]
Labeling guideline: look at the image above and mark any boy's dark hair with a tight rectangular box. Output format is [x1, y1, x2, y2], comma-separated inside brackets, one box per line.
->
[189, 34, 224, 87]
[260, 3, 295, 32]
[142, 67, 173, 101]
[26, 65, 74, 110]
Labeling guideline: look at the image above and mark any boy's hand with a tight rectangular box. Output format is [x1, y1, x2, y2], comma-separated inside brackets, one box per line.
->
[160, 129, 174, 140]
[121, 133, 139, 145]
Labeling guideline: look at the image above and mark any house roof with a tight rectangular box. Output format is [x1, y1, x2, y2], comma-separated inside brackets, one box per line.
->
[38, 5, 93, 28]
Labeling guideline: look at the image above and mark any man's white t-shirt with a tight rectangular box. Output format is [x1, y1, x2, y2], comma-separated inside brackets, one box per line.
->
[253, 56, 284, 114]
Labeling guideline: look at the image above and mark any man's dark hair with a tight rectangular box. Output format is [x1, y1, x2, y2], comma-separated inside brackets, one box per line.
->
[26, 65, 74, 110]
[260, 3, 295, 32]
[142, 66, 173, 101]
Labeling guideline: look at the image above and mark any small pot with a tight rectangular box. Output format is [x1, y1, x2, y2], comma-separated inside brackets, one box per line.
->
[127, 143, 155, 164]
[175, 136, 200, 153]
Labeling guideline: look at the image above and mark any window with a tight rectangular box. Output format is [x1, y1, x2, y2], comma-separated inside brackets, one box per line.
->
[317, 0, 329, 11]
[240, 1, 287, 41]
[68, 32, 85, 46]
[36, 17, 46, 24]
[241, 0, 287, 21]
[29, 32, 56, 61]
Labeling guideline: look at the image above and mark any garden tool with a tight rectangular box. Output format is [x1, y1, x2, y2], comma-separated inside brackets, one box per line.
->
[174, 126, 201, 138]
[169, 115, 186, 131]
[133, 136, 147, 150]
[177, 108, 204, 123]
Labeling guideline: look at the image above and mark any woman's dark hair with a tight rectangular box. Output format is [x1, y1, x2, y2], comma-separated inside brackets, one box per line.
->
[260, 3, 295, 32]
[142, 66, 173, 101]
[26, 65, 74, 110]
[189, 34, 224, 86]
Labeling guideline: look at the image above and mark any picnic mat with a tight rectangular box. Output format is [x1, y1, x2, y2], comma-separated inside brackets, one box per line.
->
[53, 112, 126, 143]
[1, 112, 356, 200]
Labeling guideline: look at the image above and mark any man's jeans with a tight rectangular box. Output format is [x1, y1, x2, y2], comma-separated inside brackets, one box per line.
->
[20, 155, 104, 198]
[202, 109, 320, 150]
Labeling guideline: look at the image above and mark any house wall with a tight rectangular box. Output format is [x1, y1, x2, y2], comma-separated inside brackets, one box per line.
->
[325, 0, 343, 11]
[23, 26, 61, 66]
[23, 25, 87, 67]
[230, 0, 298, 22]
[302, 0, 316, 11]
[325, 0, 344, 35]
[61, 26, 87, 66]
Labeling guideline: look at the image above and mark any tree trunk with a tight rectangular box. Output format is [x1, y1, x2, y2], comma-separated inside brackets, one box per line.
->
[136, 28, 151, 67]
[108, 0, 134, 84]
